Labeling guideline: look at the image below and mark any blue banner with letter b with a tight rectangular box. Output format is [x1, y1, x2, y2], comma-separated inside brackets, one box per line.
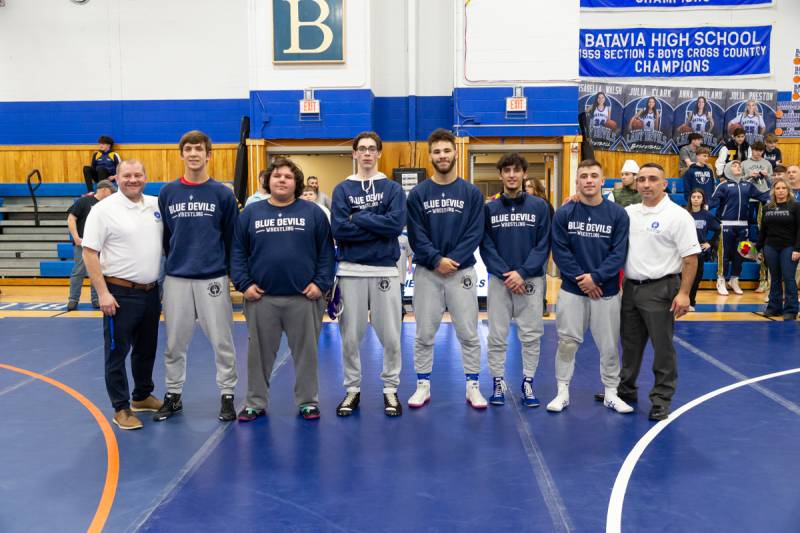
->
[579, 26, 771, 78]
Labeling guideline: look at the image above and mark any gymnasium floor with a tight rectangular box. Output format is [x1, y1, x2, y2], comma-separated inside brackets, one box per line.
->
[0, 283, 798, 532]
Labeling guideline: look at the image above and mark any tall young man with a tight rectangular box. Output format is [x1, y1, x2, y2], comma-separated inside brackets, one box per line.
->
[232, 158, 334, 422]
[155, 131, 240, 422]
[548, 159, 632, 414]
[331, 132, 406, 417]
[406, 129, 486, 409]
[82, 160, 163, 429]
[480, 153, 551, 407]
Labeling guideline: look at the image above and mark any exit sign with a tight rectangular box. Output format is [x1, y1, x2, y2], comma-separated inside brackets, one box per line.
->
[300, 99, 321, 115]
[506, 97, 527, 112]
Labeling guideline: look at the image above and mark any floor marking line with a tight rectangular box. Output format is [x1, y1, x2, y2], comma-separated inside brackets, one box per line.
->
[478, 323, 574, 533]
[129, 344, 293, 532]
[0, 345, 103, 398]
[0, 363, 119, 533]
[674, 336, 800, 417]
[606, 367, 800, 533]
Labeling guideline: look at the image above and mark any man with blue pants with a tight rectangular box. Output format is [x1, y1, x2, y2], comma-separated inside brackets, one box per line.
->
[480, 153, 551, 407]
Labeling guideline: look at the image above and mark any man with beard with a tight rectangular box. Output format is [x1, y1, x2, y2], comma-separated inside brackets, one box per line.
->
[406, 129, 486, 409]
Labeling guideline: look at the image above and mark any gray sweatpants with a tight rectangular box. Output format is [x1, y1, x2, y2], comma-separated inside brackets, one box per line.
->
[338, 276, 402, 392]
[412, 266, 481, 375]
[243, 295, 323, 410]
[68, 244, 98, 304]
[487, 275, 544, 378]
[554, 289, 622, 388]
[162, 275, 237, 395]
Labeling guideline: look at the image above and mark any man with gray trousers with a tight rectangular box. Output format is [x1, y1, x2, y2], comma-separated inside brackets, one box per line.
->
[406, 128, 487, 410]
[480, 153, 551, 408]
[548, 159, 633, 415]
[231, 157, 335, 422]
[154, 130, 239, 422]
[331, 131, 406, 417]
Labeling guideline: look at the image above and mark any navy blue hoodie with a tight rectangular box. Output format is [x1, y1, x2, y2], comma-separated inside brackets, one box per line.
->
[231, 199, 335, 296]
[480, 193, 551, 279]
[159, 178, 239, 279]
[682, 164, 715, 203]
[331, 174, 405, 266]
[551, 199, 629, 297]
[709, 179, 769, 222]
[406, 178, 485, 270]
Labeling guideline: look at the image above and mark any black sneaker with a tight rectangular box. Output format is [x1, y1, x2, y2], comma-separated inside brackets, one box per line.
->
[336, 392, 360, 416]
[384, 392, 402, 417]
[300, 404, 321, 420]
[67, 301, 78, 311]
[219, 394, 236, 422]
[153, 392, 182, 421]
[237, 407, 265, 422]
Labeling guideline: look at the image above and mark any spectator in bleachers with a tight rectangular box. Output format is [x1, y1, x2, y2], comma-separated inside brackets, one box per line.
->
[686, 188, 720, 311]
[773, 164, 787, 182]
[757, 177, 800, 320]
[743, 141, 774, 292]
[245, 170, 270, 206]
[682, 147, 715, 205]
[607, 159, 641, 207]
[306, 175, 331, 210]
[679, 133, 704, 175]
[66, 180, 115, 311]
[787, 165, 800, 201]
[715, 127, 750, 176]
[83, 135, 121, 193]
[763, 133, 782, 170]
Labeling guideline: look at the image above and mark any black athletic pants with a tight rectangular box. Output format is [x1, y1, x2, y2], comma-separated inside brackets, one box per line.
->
[83, 166, 113, 192]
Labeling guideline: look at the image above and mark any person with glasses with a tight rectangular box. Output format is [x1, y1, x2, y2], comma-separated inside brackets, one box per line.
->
[331, 132, 407, 417]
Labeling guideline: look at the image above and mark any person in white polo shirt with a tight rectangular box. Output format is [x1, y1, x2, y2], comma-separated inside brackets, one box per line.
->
[82, 159, 164, 430]
[616, 163, 700, 421]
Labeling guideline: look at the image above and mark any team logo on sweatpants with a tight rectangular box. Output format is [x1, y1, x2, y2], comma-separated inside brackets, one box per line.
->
[207, 281, 222, 297]
[524, 281, 536, 295]
[378, 278, 391, 292]
[461, 275, 474, 289]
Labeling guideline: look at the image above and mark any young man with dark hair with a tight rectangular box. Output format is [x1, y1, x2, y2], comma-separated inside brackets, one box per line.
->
[617, 163, 700, 421]
[682, 147, 715, 203]
[82, 160, 164, 430]
[480, 153, 551, 407]
[716, 127, 750, 175]
[406, 128, 487, 409]
[83, 135, 121, 193]
[548, 159, 632, 414]
[679, 132, 704, 174]
[155, 130, 240, 423]
[763, 133, 782, 170]
[232, 158, 335, 421]
[67, 180, 116, 311]
[331, 131, 406, 417]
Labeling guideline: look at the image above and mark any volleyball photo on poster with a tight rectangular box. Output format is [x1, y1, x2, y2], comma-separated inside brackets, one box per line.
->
[622, 87, 676, 154]
[724, 92, 777, 146]
[579, 83, 624, 151]
[673, 89, 725, 150]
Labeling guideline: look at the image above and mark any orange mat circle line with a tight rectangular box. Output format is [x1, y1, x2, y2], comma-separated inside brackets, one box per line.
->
[0, 363, 119, 533]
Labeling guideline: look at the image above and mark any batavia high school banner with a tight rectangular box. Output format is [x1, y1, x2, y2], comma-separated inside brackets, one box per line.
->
[581, 0, 773, 8]
[580, 26, 771, 77]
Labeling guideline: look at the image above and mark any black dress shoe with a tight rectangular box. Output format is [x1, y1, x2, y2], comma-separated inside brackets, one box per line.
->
[648, 405, 670, 421]
[594, 391, 637, 404]
[783, 314, 797, 321]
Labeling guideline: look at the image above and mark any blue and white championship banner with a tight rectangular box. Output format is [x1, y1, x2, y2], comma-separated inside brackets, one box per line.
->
[581, 0, 773, 8]
[580, 26, 771, 77]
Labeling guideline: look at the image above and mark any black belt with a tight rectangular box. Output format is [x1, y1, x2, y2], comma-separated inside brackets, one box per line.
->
[626, 273, 679, 286]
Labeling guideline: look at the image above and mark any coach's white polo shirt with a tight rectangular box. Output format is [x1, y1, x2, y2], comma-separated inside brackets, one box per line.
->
[82, 191, 163, 284]
[625, 194, 701, 281]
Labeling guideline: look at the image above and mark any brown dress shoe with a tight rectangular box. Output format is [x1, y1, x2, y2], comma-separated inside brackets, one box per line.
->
[113, 409, 143, 430]
[131, 395, 163, 412]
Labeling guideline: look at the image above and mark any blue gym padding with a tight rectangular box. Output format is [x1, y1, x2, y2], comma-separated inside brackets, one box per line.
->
[0, 182, 169, 197]
[57, 243, 74, 259]
[39, 261, 74, 277]
[2, 319, 799, 531]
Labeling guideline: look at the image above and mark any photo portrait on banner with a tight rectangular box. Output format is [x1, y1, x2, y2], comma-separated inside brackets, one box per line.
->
[723, 90, 777, 145]
[579, 83, 625, 151]
[622, 86, 677, 154]
[674, 88, 725, 149]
